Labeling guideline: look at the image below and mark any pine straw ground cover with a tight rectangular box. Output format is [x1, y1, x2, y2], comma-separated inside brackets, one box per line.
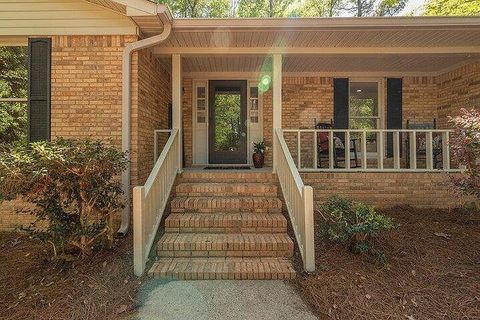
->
[0, 233, 139, 320]
[291, 206, 480, 320]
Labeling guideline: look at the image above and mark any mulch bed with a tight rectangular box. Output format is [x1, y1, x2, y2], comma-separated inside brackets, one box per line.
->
[291, 206, 480, 320]
[0, 233, 140, 320]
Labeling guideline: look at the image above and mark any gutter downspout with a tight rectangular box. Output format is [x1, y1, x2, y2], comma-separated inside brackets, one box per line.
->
[118, 8, 172, 236]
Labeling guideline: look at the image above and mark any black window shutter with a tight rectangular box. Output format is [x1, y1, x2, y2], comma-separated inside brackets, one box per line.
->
[28, 38, 51, 142]
[386, 78, 403, 157]
[333, 78, 349, 141]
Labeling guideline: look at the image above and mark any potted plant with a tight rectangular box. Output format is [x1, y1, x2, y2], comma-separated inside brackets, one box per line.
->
[252, 140, 267, 168]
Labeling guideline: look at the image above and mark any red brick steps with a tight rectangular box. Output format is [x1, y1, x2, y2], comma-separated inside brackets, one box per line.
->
[149, 171, 296, 280]
[148, 257, 296, 280]
[175, 183, 278, 197]
[179, 171, 276, 183]
[171, 196, 282, 213]
[165, 213, 287, 233]
[157, 233, 293, 258]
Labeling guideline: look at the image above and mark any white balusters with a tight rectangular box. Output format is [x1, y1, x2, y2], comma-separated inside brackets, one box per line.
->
[281, 128, 456, 172]
[134, 129, 180, 276]
[274, 129, 315, 272]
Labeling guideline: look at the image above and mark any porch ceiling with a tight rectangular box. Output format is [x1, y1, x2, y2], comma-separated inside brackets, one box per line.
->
[155, 17, 480, 51]
[158, 53, 480, 76]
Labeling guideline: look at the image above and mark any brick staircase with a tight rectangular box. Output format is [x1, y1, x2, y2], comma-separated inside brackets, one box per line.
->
[148, 170, 296, 280]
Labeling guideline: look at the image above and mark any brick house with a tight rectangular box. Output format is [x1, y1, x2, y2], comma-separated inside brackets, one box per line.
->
[1, 0, 479, 278]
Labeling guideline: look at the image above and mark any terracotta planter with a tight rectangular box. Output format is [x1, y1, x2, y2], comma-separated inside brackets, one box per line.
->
[252, 152, 265, 168]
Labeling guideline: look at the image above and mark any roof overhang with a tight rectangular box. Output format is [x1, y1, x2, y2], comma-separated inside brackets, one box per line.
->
[154, 16, 480, 76]
[90, 0, 173, 37]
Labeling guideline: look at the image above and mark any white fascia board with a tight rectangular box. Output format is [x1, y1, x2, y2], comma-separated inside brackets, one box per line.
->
[172, 16, 480, 31]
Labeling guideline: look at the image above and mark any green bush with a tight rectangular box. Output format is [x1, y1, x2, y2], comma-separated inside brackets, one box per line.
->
[0, 138, 128, 258]
[319, 195, 396, 258]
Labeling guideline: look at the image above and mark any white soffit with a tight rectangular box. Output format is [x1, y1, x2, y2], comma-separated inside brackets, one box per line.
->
[156, 16, 480, 50]
[158, 53, 480, 75]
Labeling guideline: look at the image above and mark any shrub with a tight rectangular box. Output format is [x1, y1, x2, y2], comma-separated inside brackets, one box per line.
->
[0, 138, 128, 258]
[449, 108, 480, 202]
[318, 195, 396, 258]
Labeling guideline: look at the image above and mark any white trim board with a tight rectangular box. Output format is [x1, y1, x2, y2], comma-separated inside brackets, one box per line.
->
[154, 46, 480, 55]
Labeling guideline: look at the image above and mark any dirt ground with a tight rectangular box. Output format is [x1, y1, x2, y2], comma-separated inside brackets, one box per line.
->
[291, 206, 480, 320]
[1, 207, 479, 320]
[0, 233, 139, 320]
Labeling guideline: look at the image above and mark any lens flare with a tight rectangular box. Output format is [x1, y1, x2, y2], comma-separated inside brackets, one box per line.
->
[258, 75, 271, 93]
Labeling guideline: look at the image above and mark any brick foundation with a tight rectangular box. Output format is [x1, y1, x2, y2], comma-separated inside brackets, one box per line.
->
[301, 172, 468, 209]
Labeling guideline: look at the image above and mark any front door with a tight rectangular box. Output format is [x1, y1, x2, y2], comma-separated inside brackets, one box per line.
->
[208, 80, 247, 164]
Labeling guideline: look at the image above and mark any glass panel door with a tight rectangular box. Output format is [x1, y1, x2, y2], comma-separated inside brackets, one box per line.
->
[208, 80, 247, 164]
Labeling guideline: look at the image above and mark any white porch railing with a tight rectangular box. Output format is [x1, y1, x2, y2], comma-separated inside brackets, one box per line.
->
[282, 129, 459, 172]
[274, 128, 315, 272]
[133, 129, 180, 276]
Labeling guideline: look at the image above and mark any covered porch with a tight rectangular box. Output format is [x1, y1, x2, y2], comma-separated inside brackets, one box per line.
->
[130, 17, 480, 275]
[139, 17, 479, 174]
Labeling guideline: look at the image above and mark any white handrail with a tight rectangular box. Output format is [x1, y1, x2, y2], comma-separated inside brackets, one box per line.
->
[274, 128, 315, 272]
[283, 128, 458, 172]
[133, 129, 180, 276]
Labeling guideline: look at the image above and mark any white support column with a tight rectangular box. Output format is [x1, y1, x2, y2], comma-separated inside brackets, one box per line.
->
[172, 54, 183, 170]
[272, 54, 282, 171]
[393, 131, 400, 169]
[442, 131, 450, 171]
[426, 131, 433, 170]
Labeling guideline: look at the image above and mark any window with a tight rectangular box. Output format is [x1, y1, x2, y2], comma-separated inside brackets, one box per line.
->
[249, 86, 259, 123]
[196, 85, 207, 123]
[0, 46, 28, 144]
[349, 81, 381, 130]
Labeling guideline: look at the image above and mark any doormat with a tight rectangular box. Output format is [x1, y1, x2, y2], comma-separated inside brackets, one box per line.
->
[204, 166, 251, 170]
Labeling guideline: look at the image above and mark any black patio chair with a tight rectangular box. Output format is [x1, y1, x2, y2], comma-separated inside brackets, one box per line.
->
[406, 118, 442, 169]
[315, 121, 358, 168]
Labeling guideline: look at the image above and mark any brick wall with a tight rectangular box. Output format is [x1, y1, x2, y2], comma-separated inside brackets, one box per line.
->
[131, 49, 171, 186]
[183, 78, 193, 167]
[2, 35, 139, 231]
[49, 35, 172, 187]
[402, 76, 439, 127]
[437, 61, 480, 128]
[50, 35, 138, 145]
[0, 200, 36, 232]
[301, 172, 468, 209]
[262, 76, 333, 167]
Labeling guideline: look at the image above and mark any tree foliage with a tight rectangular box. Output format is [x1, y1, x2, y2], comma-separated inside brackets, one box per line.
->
[424, 0, 480, 16]
[340, 0, 407, 17]
[0, 139, 128, 258]
[298, 0, 343, 17]
[156, 0, 231, 17]
[449, 109, 480, 203]
[237, 0, 297, 17]
[0, 46, 28, 144]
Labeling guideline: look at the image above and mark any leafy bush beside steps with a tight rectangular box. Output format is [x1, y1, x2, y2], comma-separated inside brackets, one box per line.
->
[0, 138, 128, 259]
[318, 195, 397, 261]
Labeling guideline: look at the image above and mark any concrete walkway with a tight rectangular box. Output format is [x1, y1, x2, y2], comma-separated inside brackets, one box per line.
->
[133, 280, 318, 320]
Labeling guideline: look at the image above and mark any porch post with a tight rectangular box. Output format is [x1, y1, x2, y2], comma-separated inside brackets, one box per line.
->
[172, 54, 183, 170]
[272, 54, 282, 171]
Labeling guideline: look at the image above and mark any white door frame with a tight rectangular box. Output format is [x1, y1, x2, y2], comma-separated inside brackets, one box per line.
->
[191, 76, 264, 165]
